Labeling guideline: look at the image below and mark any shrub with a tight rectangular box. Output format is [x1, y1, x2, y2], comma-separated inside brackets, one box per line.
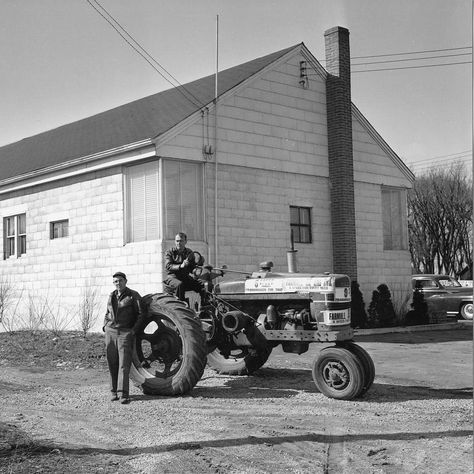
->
[390, 282, 413, 326]
[404, 288, 429, 326]
[350, 281, 368, 328]
[367, 283, 397, 328]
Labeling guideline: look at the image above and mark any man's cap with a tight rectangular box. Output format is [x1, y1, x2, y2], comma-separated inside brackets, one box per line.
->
[113, 271, 127, 280]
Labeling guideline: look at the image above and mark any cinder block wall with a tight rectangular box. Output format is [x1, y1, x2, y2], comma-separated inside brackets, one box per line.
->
[0, 168, 163, 332]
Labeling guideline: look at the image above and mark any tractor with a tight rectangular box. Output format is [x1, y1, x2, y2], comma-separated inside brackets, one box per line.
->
[129, 254, 375, 401]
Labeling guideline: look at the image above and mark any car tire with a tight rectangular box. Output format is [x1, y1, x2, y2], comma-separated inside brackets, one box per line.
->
[460, 303, 473, 320]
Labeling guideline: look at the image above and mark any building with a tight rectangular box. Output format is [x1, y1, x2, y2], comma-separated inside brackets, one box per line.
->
[0, 27, 414, 330]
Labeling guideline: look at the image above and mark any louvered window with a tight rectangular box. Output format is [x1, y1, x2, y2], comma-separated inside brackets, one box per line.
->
[126, 161, 160, 242]
[382, 187, 408, 250]
[163, 160, 204, 240]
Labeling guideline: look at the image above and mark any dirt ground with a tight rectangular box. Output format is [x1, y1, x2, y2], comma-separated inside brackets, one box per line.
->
[1, 326, 472, 473]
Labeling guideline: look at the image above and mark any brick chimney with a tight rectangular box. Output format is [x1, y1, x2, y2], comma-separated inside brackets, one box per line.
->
[324, 26, 358, 280]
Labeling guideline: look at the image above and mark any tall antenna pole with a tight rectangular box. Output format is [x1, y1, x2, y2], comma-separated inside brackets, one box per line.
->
[214, 14, 219, 266]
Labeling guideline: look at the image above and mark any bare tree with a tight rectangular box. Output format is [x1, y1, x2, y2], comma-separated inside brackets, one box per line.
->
[408, 163, 472, 276]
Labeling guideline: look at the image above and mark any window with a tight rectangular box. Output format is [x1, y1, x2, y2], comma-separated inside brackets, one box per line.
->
[50, 220, 69, 239]
[382, 187, 408, 250]
[126, 161, 160, 242]
[415, 279, 437, 289]
[125, 160, 204, 243]
[163, 160, 204, 240]
[3, 214, 26, 259]
[290, 206, 312, 243]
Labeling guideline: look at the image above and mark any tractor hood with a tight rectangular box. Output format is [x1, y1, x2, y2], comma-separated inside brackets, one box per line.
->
[215, 272, 351, 295]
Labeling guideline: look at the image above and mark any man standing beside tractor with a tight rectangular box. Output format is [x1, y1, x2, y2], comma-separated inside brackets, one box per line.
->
[103, 272, 144, 404]
[163, 232, 206, 302]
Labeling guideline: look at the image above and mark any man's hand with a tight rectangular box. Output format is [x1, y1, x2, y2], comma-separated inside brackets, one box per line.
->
[180, 259, 190, 269]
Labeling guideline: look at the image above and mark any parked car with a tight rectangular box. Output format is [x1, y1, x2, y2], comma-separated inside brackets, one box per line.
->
[411, 274, 473, 320]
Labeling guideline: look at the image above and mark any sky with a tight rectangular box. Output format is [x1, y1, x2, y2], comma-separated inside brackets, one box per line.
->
[0, 0, 472, 167]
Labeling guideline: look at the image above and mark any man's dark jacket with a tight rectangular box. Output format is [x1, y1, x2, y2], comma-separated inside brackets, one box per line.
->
[103, 287, 144, 331]
[164, 247, 197, 280]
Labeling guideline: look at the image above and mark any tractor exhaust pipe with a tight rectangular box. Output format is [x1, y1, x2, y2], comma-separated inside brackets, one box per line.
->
[222, 311, 270, 352]
[287, 230, 298, 273]
[222, 311, 253, 333]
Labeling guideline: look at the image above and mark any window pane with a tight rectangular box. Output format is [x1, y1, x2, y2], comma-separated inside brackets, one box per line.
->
[18, 236, 26, 255]
[145, 171, 159, 240]
[299, 226, 311, 243]
[126, 161, 160, 242]
[164, 160, 203, 240]
[299, 208, 310, 225]
[6, 237, 14, 258]
[291, 225, 299, 243]
[18, 214, 26, 234]
[164, 161, 181, 238]
[51, 220, 69, 239]
[290, 206, 299, 225]
[5, 217, 15, 237]
[382, 188, 406, 250]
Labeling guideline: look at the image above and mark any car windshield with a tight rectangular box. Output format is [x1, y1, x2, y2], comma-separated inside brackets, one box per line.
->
[438, 277, 462, 288]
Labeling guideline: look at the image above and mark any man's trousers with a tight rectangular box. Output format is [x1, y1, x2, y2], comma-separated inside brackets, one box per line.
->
[105, 327, 134, 396]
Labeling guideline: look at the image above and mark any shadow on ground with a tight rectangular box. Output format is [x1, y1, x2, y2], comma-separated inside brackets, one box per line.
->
[356, 327, 472, 344]
[126, 366, 472, 403]
[7, 427, 471, 459]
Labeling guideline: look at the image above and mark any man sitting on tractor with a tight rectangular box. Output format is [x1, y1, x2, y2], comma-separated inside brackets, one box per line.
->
[163, 232, 206, 302]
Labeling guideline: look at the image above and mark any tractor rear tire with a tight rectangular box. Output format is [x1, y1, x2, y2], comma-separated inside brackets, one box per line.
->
[131, 294, 207, 396]
[207, 345, 272, 376]
[338, 341, 375, 396]
[312, 346, 364, 400]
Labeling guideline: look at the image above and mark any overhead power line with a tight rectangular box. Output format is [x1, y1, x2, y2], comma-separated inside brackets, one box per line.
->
[410, 150, 472, 164]
[352, 60, 471, 73]
[317, 46, 472, 73]
[351, 46, 472, 60]
[85, 0, 206, 109]
[352, 52, 471, 66]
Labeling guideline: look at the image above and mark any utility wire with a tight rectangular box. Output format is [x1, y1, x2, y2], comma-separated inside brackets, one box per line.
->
[316, 47, 472, 72]
[411, 150, 472, 163]
[320, 46, 472, 63]
[86, 0, 206, 109]
[352, 52, 471, 66]
[351, 46, 472, 60]
[352, 60, 471, 73]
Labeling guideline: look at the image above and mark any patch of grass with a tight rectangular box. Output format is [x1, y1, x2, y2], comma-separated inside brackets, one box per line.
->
[0, 330, 106, 369]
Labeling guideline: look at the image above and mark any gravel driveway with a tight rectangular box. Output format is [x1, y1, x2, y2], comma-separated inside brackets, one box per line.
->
[1, 326, 472, 473]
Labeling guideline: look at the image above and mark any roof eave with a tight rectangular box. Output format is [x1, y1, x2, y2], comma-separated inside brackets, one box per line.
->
[0, 138, 154, 193]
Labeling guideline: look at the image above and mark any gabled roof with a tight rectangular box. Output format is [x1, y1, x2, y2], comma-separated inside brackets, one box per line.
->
[0, 45, 298, 182]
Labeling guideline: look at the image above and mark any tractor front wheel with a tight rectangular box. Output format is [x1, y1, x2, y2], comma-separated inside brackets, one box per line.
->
[312, 346, 365, 400]
[338, 342, 375, 396]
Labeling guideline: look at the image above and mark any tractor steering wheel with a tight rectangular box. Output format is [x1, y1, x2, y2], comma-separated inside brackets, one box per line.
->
[192, 251, 204, 277]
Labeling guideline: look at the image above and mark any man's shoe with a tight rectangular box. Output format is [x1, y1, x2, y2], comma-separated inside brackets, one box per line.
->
[120, 396, 130, 404]
[111, 392, 119, 401]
